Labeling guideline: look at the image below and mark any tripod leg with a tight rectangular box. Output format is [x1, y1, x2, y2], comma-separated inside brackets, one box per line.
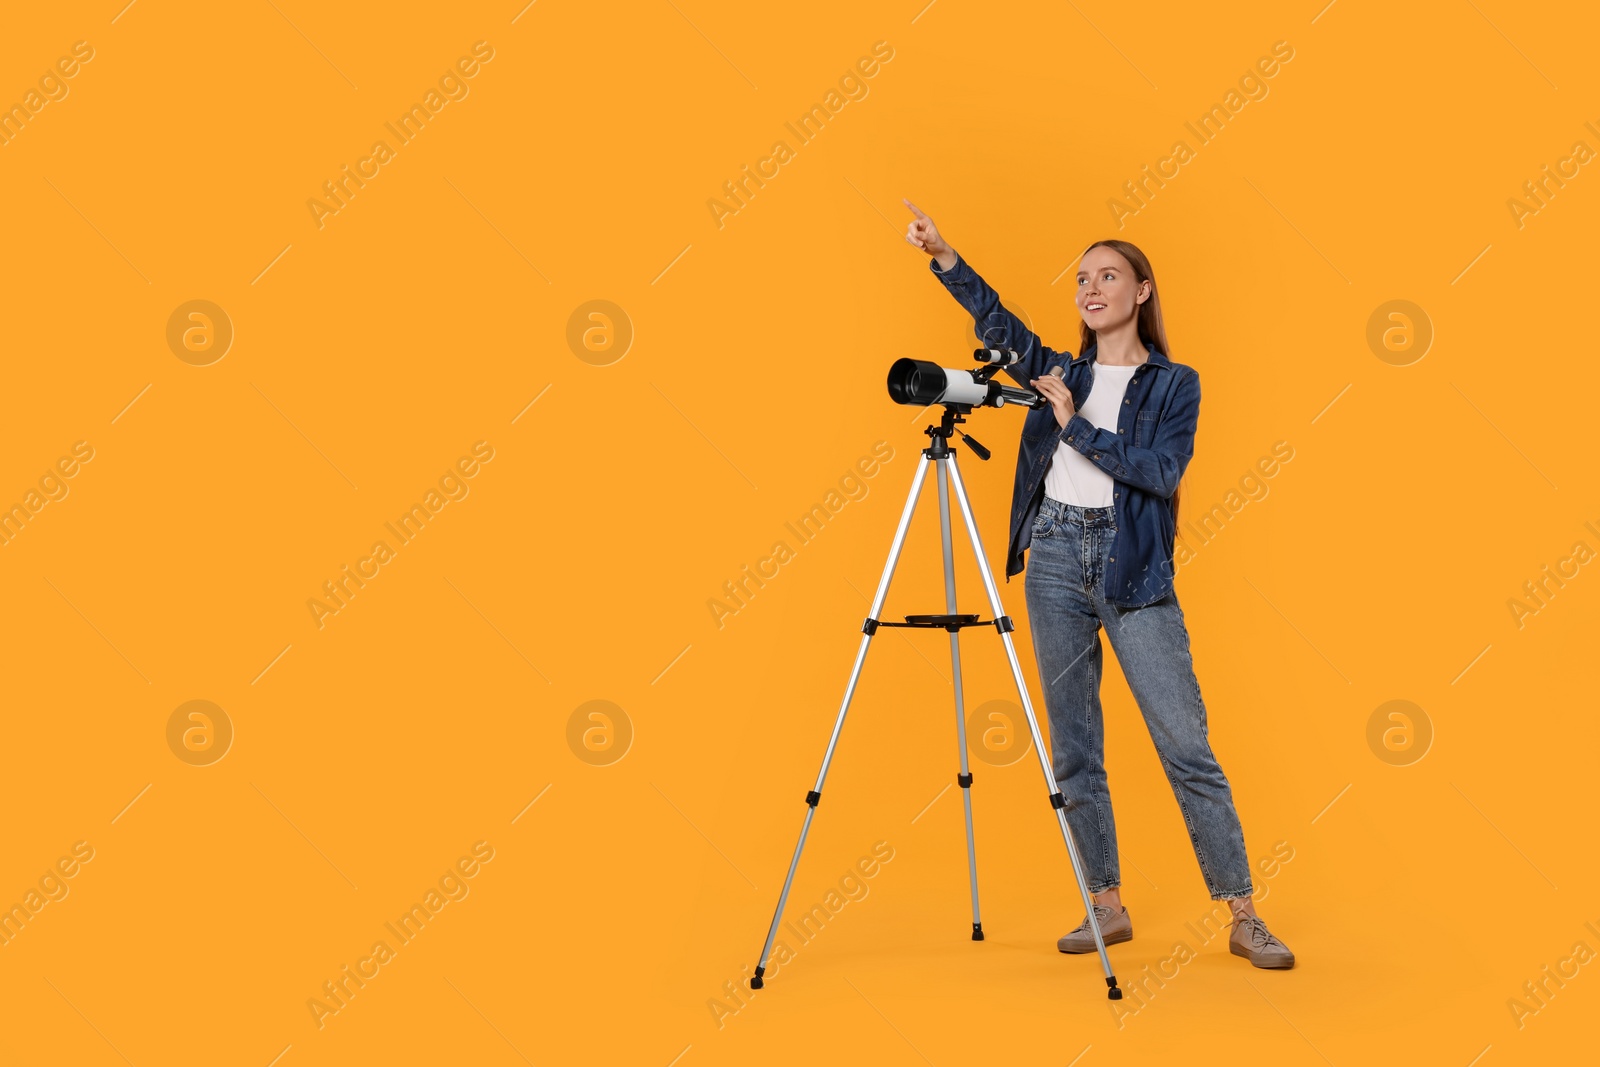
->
[944, 452, 1124, 1001]
[749, 453, 933, 990]
[936, 456, 984, 941]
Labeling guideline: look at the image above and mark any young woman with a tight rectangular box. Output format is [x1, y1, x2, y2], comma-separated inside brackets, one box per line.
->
[902, 199, 1294, 969]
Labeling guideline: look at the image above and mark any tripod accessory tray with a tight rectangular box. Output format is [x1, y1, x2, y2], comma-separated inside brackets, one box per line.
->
[865, 613, 1015, 634]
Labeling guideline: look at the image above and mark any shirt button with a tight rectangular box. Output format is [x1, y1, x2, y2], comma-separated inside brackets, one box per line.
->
[1109, 557, 1115, 562]
[1118, 428, 1125, 434]
[1124, 399, 1130, 404]
[1067, 436, 1074, 442]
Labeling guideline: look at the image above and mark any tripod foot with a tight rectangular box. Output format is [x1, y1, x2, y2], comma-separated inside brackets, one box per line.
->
[750, 966, 765, 990]
[1107, 977, 1123, 1000]
[971, 922, 985, 941]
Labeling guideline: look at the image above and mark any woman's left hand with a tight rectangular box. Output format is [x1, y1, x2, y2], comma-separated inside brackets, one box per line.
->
[1030, 373, 1077, 428]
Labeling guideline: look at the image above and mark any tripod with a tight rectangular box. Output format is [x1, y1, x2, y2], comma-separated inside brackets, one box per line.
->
[748, 406, 1123, 1001]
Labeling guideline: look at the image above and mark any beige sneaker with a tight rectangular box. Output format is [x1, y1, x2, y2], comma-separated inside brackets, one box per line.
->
[1057, 904, 1132, 953]
[1228, 914, 1295, 968]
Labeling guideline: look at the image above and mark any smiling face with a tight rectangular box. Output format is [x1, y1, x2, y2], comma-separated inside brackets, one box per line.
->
[1076, 246, 1151, 332]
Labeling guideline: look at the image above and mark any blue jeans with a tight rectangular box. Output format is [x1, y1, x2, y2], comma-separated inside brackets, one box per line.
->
[1023, 496, 1254, 900]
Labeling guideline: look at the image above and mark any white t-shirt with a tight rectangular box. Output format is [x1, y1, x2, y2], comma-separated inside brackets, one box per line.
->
[1043, 361, 1140, 508]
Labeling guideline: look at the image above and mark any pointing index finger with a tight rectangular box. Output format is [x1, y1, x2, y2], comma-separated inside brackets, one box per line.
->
[902, 198, 930, 221]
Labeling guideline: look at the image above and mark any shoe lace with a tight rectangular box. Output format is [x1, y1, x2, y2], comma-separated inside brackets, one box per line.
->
[1078, 903, 1119, 930]
[1233, 915, 1280, 949]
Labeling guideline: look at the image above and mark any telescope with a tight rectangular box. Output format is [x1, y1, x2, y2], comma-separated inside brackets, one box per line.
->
[750, 347, 1131, 1003]
[886, 348, 1050, 410]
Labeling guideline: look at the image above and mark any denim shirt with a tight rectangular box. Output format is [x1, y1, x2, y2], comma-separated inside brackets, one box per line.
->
[929, 252, 1200, 607]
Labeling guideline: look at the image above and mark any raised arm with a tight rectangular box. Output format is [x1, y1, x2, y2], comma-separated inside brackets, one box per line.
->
[904, 198, 1066, 388]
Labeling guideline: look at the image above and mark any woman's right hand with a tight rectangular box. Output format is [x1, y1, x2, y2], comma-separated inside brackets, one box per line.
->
[903, 198, 957, 270]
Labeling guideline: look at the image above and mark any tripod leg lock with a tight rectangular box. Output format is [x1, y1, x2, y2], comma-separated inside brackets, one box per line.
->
[861, 618, 880, 635]
[958, 772, 973, 788]
[1049, 791, 1066, 810]
[992, 615, 1015, 634]
[805, 790, 822, 807]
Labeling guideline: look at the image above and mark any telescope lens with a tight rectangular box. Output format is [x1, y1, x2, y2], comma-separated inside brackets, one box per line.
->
[887, 358, 947, 406]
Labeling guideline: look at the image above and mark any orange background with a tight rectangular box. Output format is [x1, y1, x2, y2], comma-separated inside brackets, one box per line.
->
[2, 1, 1597, 1064]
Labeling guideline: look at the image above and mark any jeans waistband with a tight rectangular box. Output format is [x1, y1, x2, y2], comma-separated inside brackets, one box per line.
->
[1038, 495, 1115, 527]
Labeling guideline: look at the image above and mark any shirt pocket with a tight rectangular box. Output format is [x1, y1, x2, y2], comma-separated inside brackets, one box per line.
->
[1134, 409, 1158, 448]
